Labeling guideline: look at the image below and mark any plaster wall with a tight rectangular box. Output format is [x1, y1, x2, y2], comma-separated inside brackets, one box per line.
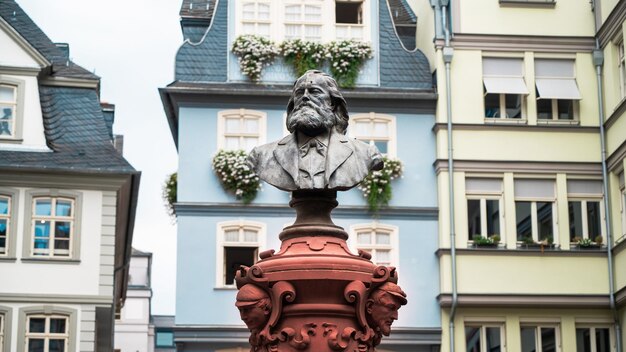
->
[409, 0, 436, 72]
[601, 25, 625, 115]
[606, 111, 626, 156]
[613, 246, 626, 294]
[0, 189, 103, 296]
[600, 0, 621, 23]
[129, 256, 150, 287]
[0, 25, 41, 68]
[457, 0, 595, 37]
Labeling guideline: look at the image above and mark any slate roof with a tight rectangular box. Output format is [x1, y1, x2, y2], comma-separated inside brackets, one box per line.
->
[0, 0, 99, 80]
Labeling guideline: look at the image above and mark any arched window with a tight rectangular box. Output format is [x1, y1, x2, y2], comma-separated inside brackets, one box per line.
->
[217, 109, 267, 152]
[349, 113, 396, 157]
[349, 223, 399, 268]
[216, 220, 267, 288]
[240, 1, 271, 38]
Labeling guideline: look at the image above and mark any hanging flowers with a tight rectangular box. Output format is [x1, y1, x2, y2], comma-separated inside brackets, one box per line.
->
[162, 172, 177, 219]
[280, 39, 326, 77]
[212, 150, 261, 203]
[325, 40, 372, 88]
[358, 157, 403, 212]
[231, 35, 280, 82]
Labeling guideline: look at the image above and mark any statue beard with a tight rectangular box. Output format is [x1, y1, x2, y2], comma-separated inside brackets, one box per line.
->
[287, 102, 337, 136]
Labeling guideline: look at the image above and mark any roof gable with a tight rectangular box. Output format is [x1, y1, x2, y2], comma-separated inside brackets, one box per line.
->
[0, 15, 48, 68]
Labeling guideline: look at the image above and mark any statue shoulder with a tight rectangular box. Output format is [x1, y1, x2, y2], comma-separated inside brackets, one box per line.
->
[347, 138, 384, 171]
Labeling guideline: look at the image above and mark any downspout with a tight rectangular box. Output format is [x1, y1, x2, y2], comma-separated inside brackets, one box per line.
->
[591, 16, 623, 352]
[440, 1, 457, 350]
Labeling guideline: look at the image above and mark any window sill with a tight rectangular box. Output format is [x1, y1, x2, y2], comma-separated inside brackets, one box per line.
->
[536, 119, 580, 126]
[0, 256, 17, 262]
[484, 118, 527, 125]
[499, 0, 556, 8]
[467, 243, 503, 249]
[0, 137, 23, 144]
[21, 257, 80, 264]
[516, 243, 559, 250]
[214, 286, 238, 290]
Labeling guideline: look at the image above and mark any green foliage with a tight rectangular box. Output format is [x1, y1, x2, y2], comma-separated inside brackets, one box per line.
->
[231, 35, 280, 82]
[162, 172, 177, 218]
[325, 40, 373, 88]
[280, 39, 326, 76]
[578, 237, 594, 247]
[358, 157, 402, 212]
[212, 150, 261, 203]
[472, 235, 499, 246]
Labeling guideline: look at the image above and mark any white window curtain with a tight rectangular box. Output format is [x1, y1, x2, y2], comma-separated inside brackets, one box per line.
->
[566, 180, 603, 196]
[466, 178, 503, 194]
[482, 58, 529, 95]
[535, 59, 582, 100]
[514, 179, 555, 199]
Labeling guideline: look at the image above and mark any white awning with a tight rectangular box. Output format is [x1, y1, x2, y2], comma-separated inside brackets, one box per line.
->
[536, 78, 582, 100]
[483, 76, 529, 95]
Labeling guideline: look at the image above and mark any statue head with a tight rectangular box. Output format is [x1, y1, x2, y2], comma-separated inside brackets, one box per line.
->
[286, 70, 349, 136]
[366, 282, 407, 336]
[236, 284, 272, 332]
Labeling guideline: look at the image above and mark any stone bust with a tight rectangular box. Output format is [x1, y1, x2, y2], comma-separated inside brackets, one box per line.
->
[235, 284, 272, 333]
[365, 282, 407, 336]
[248, 70, 384, 192]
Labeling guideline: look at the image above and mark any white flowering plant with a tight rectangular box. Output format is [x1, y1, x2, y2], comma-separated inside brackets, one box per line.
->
[358, 157, 402, 212]
[212, 149, 261, 203]
[231, 35, 280, 82]
[280, 39, 326, 77]
[325, 40, 372, 88]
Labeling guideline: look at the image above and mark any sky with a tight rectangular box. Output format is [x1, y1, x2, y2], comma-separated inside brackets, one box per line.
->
[17, 0, 183, 315]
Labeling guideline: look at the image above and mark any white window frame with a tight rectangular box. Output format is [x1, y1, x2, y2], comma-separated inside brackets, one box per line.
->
[334, 0, 366, 40]
[464, 323, 506, 352]
[484, 93, 527, 120]
[621, 184, 626, 241]
[25, 314, 69, 352]
[466, 197, 505, 240]
[618, 39, 625, 100]
[216, 220, 267, 288]
[0, 76, 25, 141]
[534, 59, 580, 122]
[567, 198, 605, 243]
[31, 196, 75, 257]
[349, 223, 399, 268]
[0, 194, 11, 256]
[217, 109, 267, 152]
[0, 313, 4, 352]
[0, 189, 17, 258]
[575, 325, 615, 352]
[240, 1, 272, 38]
[520, 324, 561, 352]
[349, 113, 397, 158]
[536, 98, 579, 121]
[514, 179, 558, 245]
[283, 2, 324, 41]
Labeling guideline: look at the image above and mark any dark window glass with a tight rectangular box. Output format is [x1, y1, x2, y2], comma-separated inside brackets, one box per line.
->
[504, 94, 522, 118]
[467, 200, 481, 236]
[537, 202, 553, 242]
[49, 339, 65, 352]
[49, 318, 66, 333]
[224, 247, 257, 285]
[374, 141, 388, 154]
[486, 199, 500, 235]
[576, 328, 591, 352]
[569, 201, 583, 241]
[557, 99, 574, 120]
[28, 339, 44, 352]
[541, 327, 556, 352]
[465, 326, 481, 352]
[516, 201, 532, 241]
[156, 331, 175, 347]
[486, 327, 502, 352]
[335, 2, 362, 24]
[29, 318, 45, 333]
[537, 98, 552, 119]
[587, 202, 601, 240]
[485, 93, 501, 118]
[0, 197, 8, 214]
[0, 219, 7, 237]
[521, 327, 536, 352]
[596, 328, 610, 352]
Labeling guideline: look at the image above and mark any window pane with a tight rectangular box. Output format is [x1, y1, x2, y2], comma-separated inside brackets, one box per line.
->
[0, 197, 8, 214]
[541, 327, 556, 352]
[242, 3, 255, 19]
[486, 327, 502, 352]
[537, 202, 553, 242]
[224, 136, 240, 150]
[304, 25, 321, 40]
[356, 232, 371, 244]
[156, 331, 174, 347]
[0, 86, 14, 102]
[372, 122, 388, 137]
[285, 5, 300, 21]
[521, 327, 537, 352]
[468, 199, 481, 236]
[49, 339, 66, 352]
[376, 249, 390, 263]
[375, 232, 390, 245]
[486, 199, 500, 235]
[243, 230, 257, 242]
[0, 219, 6, 237]
[596, 328, 610, 352]
[35, 221, 51, 238]
[242, 23, 255, 34]
[224, 246, 257, 285]
[516, 201, 532, 241]
[586, 201, 601, 240]
[244, 118, 259, 133]
[55, 222, 71, 238]
[465, 326, 481, 352]
[28, 339, 44, 352]
[557, 99, 574, 120]
[576, 328, 592, 352]
[54, 239, 70, 251]
[485, 93, 500, 118]
[50, 318, 66, 333]
[257, 3, 270, 19]
[285, 24, 301, 38]
[569, 201, 583, 241]
[537, 98, 552, 119]
[258, 23, 270, 37]
[224, 230, 239, 242]
[353, 121, 369, 136]
[0, 119, 13, 136]
[56, 200, 72, 217]
[225, 118, 240, 133]
[374, 141, 388, 154]
[29, 317, 46, 333]
[35, 199, 52, 216]
[243, 137, 258, 152]
[304, 5, 321, 21]
[504, 94, 522, 119]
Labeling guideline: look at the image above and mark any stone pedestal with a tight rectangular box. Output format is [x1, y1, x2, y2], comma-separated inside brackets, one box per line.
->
[235, 191, 403, 352]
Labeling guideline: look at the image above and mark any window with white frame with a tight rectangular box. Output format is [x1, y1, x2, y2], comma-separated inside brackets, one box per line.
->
[31, 197, 74, 257]
[350, 223, 398, 267]
[619, 171, 626, 241]
[25, 315, 69, 352]
[466, 178, 504, 242]
[217, 109, 266, 153]
[0, 195, 10, 255]
[350, 113, 396, 157]
[576, 326, 612, 352]
[241, 1, 271, 38]
[284, 2, 323, 41]
[335, 0, 364, 40]
[0, 314, 4, 352]
[618, 40, 625, 99]
[567, 180, 605, 244]
[216, 221, 266, 288]
[521, 325, 560, 352]
[515, 179, 557, 245]
[0, 84, 17, 137]
[482, 57, 528, 119]
[535, 59, 581, 121]
[465, 324, 505, 352]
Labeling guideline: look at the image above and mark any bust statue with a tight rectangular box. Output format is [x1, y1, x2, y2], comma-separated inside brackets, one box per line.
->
[235, 284, 272, 333]
[248, 70, 383, 192]
[365, 282, 407, 337]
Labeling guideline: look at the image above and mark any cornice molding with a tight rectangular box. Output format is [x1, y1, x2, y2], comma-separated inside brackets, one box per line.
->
[438, 293, 610, 308]
[0, 65, 40, 76]
[0, 292, 112, 304]
[434, 159, 602, 175]
[436, 34, 595, 52]
[432, 122, 600, 133]
[0, 171, 130, 191]
[437, 248, 608, 258]
[607, 139, 626, 172]
[40, 77, 99, 89]
[597, 0, 626, 47]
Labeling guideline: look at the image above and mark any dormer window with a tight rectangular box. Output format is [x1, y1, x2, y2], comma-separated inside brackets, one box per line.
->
[0, 84, 17, 137]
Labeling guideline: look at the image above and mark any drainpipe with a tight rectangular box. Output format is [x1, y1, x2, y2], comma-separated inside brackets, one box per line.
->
[590, 1, 622, 349]
[440, 1, 457, 351]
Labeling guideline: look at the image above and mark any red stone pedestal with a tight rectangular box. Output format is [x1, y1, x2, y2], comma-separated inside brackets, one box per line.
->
[235, 191, 403, 352]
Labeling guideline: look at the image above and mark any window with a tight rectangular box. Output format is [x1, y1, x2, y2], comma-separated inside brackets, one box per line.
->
[482, 58, 528, 119]
[155, 329, 175, 348]
[0, 84, 17, 137]
[576, 326, 612, 352]
[241, 1, 271, 38]
[31, 197, 74, 257]
[335, 1, 364, 40]
[0, 195, 10, 255]
[535, 59, 581, 121]
[618, 40, 625, 99]
[515, 179, 557, 244]
[465, 324, 504, 352]
[25, 315, 69, 352]
[567, 180, 604, 244]
[466, 178, 504, 242]
[521, 325, 560, 352]
[620, 172, 626, 240]
[350, 113, 396, 157]
[0, 314, 4, 352]
[216, 221, 266, 288]
[350, 223, 398, 267]
[217, 109, 266, 153]
[284, 2, 323, 41]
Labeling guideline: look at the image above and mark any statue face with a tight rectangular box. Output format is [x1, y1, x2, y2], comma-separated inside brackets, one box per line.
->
[367, 293, 401, 336]
[238, 302, 270, 332]
[287, 74, 336, 135]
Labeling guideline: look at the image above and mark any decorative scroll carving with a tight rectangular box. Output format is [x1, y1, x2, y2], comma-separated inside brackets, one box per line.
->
[322, 323, 372, 351]
[344, 281, 368, 329]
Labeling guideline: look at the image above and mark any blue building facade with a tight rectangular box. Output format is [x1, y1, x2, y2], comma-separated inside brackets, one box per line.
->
[160, 1, 440, 350]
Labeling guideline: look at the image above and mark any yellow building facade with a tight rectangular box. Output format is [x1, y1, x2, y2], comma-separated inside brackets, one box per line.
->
[416, 0, 626, 350]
